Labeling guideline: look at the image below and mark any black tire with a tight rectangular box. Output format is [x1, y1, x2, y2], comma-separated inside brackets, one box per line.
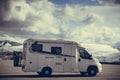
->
[41, 67, 52, 76]
[37, 72, 42, 75]
[80, 72, 86, 76]
[87, 67, 98, 76]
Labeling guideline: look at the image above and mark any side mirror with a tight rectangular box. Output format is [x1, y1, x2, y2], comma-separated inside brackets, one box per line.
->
[90, 54, 92, 57]
[89, 55, 92, 59]
[78, 58, 81, 62]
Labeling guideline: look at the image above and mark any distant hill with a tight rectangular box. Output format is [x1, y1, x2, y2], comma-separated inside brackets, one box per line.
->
[0, 40, 22, 52]
[0, 40, 22, 47]
[81, 43, 120, 63]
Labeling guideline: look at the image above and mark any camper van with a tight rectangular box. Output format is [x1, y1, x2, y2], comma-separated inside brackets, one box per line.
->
[22, 39, 102, 76]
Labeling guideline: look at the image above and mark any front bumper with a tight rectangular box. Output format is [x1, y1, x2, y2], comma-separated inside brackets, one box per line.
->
[97, 63, 102, 73]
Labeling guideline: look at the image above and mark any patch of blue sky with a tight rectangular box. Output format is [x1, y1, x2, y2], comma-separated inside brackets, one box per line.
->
[49, 0, 106, 6]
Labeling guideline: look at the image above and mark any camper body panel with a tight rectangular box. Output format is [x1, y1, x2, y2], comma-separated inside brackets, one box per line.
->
[22, 39, 78, 73]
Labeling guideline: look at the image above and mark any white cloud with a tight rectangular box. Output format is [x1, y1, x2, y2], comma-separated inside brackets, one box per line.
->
[4, 0, 33, 21]
[59, 5, 120, 45]
[21, 1, 60, 35]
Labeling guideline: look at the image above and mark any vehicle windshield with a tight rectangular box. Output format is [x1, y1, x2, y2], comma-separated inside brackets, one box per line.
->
[79, 49, 92, 59]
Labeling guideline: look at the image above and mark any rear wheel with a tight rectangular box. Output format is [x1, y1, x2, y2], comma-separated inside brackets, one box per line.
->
[41, 67, 52, 76]
[87, 66, 98, 76]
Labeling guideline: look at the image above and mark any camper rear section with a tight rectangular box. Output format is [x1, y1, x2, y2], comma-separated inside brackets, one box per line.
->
[22, 39, 79, 73]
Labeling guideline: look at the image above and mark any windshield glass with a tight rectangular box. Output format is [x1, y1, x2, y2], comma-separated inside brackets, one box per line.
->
[79, 49, 92, 59]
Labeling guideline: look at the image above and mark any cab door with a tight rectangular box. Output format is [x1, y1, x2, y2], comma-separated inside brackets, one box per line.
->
[78, 49, 92, 72]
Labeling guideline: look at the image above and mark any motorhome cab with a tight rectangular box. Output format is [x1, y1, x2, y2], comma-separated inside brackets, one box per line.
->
[22, 39, 102, 76]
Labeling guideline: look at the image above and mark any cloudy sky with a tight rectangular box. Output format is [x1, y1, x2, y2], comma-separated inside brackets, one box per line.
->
[0, 0, 120, 47]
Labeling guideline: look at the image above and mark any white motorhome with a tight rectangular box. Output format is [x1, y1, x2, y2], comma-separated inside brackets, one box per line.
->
[22, 39, 102, 76]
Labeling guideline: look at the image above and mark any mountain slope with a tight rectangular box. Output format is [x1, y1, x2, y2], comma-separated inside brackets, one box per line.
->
[0, 40, 22, 52]
[0, 40, 22, 47]
[81, 43, 120, 62]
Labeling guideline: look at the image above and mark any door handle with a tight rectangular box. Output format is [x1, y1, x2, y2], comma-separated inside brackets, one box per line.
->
[64, 58, 66, 61]
[78, 59, 81, 62]
[29, 61, 32, 64]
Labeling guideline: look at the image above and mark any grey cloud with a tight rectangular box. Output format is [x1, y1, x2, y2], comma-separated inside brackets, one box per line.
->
[0, 18, 32, 35]
[103, 0, 120, 5]
[114, 0, 120, 4]
[0, 0, 11, 21]
[0, 0, 24, 34]
[114, 42, 120, 50]
[0, 0, 44, 37]
[82, 16, 95, 24]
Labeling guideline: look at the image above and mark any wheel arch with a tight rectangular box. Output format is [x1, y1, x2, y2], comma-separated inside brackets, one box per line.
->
[42, 66, 52, 72]
[37, 66, 52, 76]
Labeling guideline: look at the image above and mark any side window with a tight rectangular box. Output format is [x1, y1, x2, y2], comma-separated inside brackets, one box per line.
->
[31, 42, 43, 52]
[51, 47, 62, 54]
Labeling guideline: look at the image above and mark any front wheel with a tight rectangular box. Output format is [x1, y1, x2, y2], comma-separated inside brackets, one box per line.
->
[87, 67, 98, 76]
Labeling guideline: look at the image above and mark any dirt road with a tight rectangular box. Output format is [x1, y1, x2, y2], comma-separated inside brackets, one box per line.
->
[0, 59, 120, 80]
